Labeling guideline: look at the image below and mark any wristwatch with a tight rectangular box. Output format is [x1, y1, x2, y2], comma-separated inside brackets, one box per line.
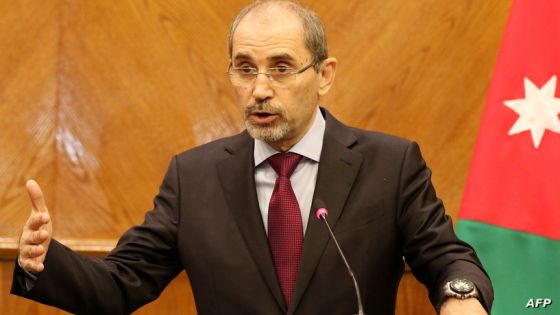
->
[443, 278, 479, 300]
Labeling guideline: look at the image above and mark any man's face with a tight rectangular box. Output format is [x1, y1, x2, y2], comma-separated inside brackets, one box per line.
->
[230, 7, 322, 151]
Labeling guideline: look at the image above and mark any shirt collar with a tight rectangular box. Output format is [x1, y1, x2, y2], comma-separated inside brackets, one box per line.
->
[254, 107, 325, 166]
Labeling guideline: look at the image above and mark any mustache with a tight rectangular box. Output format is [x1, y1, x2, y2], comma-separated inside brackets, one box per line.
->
[244, 101, 284, 117]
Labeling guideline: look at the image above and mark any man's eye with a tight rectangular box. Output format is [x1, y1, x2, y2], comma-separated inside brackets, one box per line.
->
[271, 66, 291, 74]
[238, 67, 256, 74]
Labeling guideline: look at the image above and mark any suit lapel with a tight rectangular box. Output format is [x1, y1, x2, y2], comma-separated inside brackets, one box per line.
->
[289, 110, 363, 314]
[216, 111, 362, 313]
[216, 132, 286, 312]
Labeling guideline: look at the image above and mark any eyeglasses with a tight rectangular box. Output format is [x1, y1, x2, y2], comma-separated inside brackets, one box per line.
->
[227, 62, 317, 87]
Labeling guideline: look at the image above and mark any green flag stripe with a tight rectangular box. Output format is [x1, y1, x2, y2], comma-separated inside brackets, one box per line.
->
[457, 220, 560, 315]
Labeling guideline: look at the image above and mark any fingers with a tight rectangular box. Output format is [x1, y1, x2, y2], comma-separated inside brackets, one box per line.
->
[26, 179, 48, 213]
[19, 180, 52, 273]
[21, 229, 50, 245]
[18, 256, 46, 273]
[25, 211, 51, 231]
[19, 226, 50, 273]
[18, 240, 48, 273]
[20, 243, 47, 259]
[22, 208, 52, 249]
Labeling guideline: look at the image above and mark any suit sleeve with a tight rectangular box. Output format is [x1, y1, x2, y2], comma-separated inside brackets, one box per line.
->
[11, 157, 183, 315]
[396, 142, 493, 312]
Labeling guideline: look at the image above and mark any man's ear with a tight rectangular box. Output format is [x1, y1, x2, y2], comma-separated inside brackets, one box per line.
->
[318, 57, 337, 97]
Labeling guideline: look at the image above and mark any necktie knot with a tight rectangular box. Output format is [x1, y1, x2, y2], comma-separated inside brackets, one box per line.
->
[268, 153, 302, 177]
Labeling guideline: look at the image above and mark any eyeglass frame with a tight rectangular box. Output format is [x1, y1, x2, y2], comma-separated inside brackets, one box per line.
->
[226, 60, 320, 86]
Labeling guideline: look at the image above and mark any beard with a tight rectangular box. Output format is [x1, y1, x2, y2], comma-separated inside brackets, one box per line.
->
[244, 101, 290, 143]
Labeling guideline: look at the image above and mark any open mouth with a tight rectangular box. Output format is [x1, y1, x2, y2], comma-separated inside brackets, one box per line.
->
[250, 111, 279, 124]
[254, 112, 274, 118]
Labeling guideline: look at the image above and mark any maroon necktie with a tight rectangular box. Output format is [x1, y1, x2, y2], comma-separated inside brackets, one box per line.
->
[267, 152, 304, 308]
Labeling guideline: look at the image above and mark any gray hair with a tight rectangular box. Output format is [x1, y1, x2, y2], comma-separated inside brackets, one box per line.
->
[227, 0, 328, 71]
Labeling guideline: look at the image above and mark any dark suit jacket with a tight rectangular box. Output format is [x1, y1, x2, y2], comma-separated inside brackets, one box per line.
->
[12, 109, 493, 314]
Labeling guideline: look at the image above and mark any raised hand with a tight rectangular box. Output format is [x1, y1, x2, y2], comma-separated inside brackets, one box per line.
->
[18, 179, 53, 273]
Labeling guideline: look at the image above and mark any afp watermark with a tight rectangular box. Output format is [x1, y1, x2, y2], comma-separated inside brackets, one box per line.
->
[526, 298, 553, 308]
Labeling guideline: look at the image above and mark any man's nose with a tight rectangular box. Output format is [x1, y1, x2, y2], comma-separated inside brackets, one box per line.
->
[252, 73, 274, 101]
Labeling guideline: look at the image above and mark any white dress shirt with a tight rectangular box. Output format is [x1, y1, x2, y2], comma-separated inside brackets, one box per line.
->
[254, 107, 325, 235]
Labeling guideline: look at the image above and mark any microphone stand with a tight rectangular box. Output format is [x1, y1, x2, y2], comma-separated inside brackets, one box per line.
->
[318, 212, 365, 315]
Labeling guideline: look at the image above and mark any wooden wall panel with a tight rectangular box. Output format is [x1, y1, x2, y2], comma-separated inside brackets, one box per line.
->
[0, 0, 59, 252]
[49, 0, 244, 241]
[396, 272, 434, 315]
[313, 0, 512, 216]
[0, 0, 511, 314]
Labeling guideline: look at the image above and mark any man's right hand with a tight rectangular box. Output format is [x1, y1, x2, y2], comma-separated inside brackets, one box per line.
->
[18, 179, 52, 273]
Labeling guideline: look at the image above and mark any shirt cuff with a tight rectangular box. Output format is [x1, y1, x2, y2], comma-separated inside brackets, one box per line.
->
[17, 256, 40, 290]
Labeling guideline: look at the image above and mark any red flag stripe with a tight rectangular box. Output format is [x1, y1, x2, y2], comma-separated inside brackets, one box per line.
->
[458, 0, 560, 240]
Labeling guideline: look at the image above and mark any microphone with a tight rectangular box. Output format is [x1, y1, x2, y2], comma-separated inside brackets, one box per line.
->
[314, 199, 365, 315]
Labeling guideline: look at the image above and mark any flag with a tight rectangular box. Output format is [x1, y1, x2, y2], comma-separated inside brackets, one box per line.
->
[456, 1, 560, 314]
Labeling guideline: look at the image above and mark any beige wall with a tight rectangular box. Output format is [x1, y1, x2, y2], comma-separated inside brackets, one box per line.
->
[0, 1, 511, 314]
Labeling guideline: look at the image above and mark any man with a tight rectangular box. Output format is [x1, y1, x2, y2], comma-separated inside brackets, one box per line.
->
[13, 0, 493, 314]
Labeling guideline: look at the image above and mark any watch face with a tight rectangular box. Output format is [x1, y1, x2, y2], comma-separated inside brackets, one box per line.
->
[450, 279, 474, 294]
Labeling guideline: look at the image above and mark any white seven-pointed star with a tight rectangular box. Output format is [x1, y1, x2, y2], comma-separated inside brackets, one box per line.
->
[503, 75, 560, 148]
